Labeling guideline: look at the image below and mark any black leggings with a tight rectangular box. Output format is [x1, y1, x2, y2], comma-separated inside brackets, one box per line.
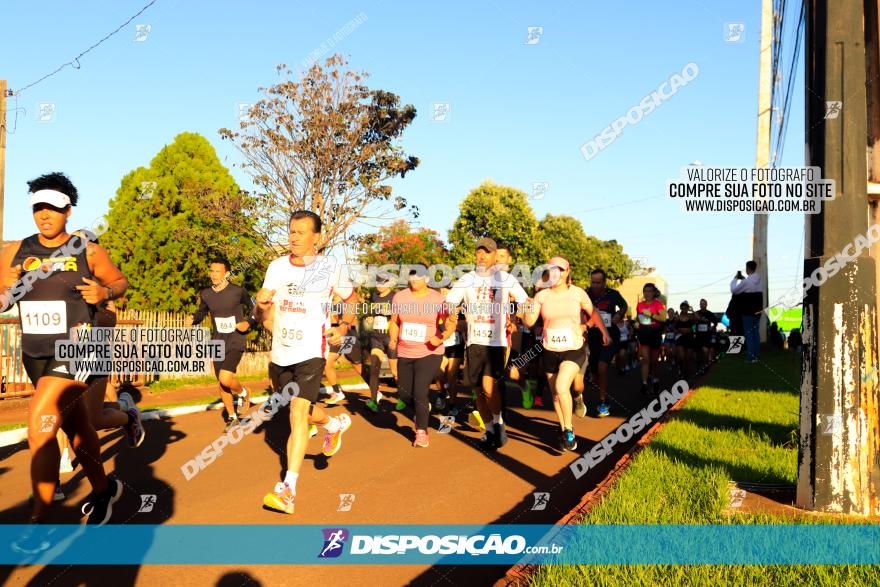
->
[397, 354, 443, 430]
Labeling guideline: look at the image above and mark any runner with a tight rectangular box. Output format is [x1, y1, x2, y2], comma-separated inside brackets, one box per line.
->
[388, 268, 456, 447]
[84, 299, 145, 445]
[185, 257, 256, 431]
[615, 315, 632, 375]
[523, 256, 595, 452]
[436, 287, 466, 414]
[446, 237, 528, 450]
[323, 307, 364, 405]
[694, 298, 719, 364]
[0, 173, 128, 542]
[255, 210, 355, 515]
[673, 301, 699, 378]
[662, 307, 677, 366]
[586, 269, 626, 417]
[365, 273, 398, 412]
[634, 283, 667, 394]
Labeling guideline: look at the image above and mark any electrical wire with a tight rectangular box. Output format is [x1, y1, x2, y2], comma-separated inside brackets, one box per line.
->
[14, 0, 158, 95]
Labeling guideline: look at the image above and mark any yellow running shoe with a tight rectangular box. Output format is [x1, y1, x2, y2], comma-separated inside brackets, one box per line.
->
[263, 482, 295, 514]
[468, 410, 485, 431]
[309, 424, 318, 438]
[322, 414, 352, 457]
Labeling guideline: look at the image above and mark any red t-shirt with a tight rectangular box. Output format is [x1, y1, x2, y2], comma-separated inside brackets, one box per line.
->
[393, 288, 448, 359]
[636, 299, 666, 329]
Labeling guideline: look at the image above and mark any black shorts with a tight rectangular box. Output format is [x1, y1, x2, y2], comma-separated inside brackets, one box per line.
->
[465, 344, 507, 382]
[23, 354, 99, 385]
[694, 332, 713, 348]
[588, 330, 618, 370]
[213, 345, 244, 375]
[637, 328, 663, 350]
[269, 358, 325, 404]
[369, 333, 397, 360]
[444, 343, 464, 359]
[675, 333, 698, 350]
[541, 346, 588, 374]
[329, 332, 363, 363]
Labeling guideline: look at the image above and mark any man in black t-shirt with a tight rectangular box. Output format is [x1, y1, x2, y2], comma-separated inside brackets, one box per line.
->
[695, 298, 719, 363]
[186, 257, 257, 430]
[587, 269, 627, 418]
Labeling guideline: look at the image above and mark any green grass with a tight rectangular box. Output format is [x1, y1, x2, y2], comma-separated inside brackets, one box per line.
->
[530, 349, 878, 587]
[146, 373, 268, 393]
[0, 422, 26, 433]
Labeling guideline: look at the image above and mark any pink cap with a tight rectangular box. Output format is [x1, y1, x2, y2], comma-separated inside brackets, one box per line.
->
[547, 256, 570, 271]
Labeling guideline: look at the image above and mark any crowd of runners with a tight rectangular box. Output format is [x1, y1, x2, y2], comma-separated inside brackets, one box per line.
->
[0, 172, 735, 546]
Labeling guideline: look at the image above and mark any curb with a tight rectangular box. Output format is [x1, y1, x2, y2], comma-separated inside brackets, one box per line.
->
[0, 383, 369, 448]
[495, 384, 699, 587]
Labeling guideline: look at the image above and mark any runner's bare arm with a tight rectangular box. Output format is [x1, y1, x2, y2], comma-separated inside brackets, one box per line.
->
[254, 288, 276, 331]
[0, 241, 22, 293]
[388, 313, 399, 350]
[441, 312, 458, 341]
[79, 242, 129, 304]
[523, 296, 541, 328]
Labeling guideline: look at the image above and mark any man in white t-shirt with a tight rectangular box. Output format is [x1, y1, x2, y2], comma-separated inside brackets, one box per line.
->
[254, 210, 358, 515]
[446, 237, 528, 450]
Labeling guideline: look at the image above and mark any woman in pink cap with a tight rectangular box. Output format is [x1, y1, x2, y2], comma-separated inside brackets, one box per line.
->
[524, 256, 606, 452]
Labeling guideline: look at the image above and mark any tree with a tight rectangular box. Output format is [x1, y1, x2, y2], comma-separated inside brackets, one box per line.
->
[447, 181, 543, 267]
[537, 214, 634, 287]
[102, 132, 265, 312]
[219, 54, 420, 253]
[358, 219, 448, 267]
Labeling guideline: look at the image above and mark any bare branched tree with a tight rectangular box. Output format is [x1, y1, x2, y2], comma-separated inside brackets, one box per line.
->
[219, 54, 420, 252]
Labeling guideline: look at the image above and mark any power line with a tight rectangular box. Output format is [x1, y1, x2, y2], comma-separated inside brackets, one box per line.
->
[13, 0, 159, 95]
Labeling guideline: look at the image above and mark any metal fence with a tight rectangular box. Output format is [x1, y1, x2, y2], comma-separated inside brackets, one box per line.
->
[1, 309, 273, 400]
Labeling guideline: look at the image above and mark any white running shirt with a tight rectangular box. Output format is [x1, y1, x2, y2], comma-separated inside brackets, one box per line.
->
[261, 255, 355, 366]
[446, 269, 528, 347]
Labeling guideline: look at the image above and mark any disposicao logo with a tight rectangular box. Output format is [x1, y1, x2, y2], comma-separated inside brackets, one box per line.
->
[318, 528, 349, 558]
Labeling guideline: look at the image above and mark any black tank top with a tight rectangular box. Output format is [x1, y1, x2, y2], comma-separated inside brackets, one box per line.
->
[12, 234, 95, 357]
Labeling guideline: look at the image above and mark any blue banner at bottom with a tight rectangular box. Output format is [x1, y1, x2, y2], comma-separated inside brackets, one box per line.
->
[1, 524, 878, 566]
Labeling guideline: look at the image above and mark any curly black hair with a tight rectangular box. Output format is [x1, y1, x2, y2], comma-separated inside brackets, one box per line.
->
[27, 172, 78, 206]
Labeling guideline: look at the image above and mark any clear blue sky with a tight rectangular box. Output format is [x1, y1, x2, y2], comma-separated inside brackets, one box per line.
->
[1, 0, 805, 311]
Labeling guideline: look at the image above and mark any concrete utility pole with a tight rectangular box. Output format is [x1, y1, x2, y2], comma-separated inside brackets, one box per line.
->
[753, 0, 773, 344]
[0, 80, 7, 241]
[798, 0, 880, 516]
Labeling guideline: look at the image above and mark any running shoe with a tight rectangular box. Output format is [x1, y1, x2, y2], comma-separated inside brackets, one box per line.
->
[563, 429, 578, 451]
[479, 430, 497, 451]
[534, 395, 544, 408]
[236, 388, 251, 418]
[597, 403, 610, 418]
[11, 520, 56, 555]
[323, 414, 352, 457]
[494, 422, 508, 447]
[224, 417, 239, 432]
[117, 391, 135, 412]
[521, 387, 534, 409]
[413, 429, 429, 448]
[325, 390, 346, 405]
[573, 395, 587, 418]
[395, 398, 406, 411]
[82, 476, 123, 525]
[124, 407, 146, 448]
[263, 482, 295, 515]
[434, 395, 447, 411]
[468, 410, 485, 431]
[365, 399, 379, 412]
[59, 448, 74, 473]
[309, 424, 318, 438]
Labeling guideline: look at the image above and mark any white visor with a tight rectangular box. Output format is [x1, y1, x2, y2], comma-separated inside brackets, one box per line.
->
[31, 189, 72, 208]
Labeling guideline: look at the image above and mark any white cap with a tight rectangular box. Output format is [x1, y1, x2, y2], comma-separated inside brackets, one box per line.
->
[30, 189, 71, 208]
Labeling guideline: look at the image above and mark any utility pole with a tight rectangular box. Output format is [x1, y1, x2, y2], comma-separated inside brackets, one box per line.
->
[798, 0, 880, 516]
[753, 0, 773, 344]
[0, 80, 7, 242]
